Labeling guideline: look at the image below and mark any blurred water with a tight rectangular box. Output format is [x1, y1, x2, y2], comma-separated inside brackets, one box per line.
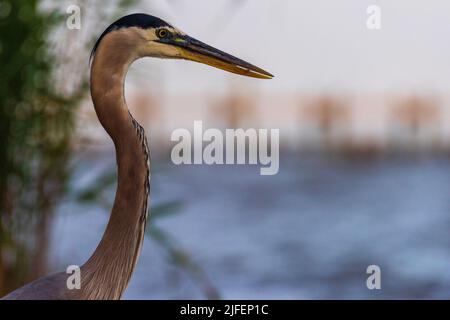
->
[50, 153, 450, 299]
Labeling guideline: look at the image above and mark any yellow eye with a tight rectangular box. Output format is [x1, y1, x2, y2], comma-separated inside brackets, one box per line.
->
[157, 29, 169, 39]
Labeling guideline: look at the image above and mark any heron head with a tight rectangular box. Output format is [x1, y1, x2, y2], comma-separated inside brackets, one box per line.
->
[91, 13, 273, 79]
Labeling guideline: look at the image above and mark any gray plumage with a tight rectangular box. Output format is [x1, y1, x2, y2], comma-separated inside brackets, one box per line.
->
[2, 273, 70, 300]
[1, 13, 272, 300]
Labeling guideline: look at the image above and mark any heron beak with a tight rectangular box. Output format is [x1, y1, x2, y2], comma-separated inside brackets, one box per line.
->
[167, 35, 274, 79]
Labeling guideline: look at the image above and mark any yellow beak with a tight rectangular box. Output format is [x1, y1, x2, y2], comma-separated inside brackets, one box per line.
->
[159, 35, 274, 79]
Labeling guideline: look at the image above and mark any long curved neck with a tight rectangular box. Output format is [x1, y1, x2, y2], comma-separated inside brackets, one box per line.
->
[79, 34, 150, 300]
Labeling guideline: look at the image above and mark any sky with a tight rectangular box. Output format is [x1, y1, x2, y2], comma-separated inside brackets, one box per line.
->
[115, 0, 450, 95]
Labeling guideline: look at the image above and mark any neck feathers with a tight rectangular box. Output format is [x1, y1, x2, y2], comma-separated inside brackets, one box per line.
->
[80, 32, 150, 300]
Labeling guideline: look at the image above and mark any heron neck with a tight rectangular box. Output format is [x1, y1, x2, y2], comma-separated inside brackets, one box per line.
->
[80, 40, 150, 300]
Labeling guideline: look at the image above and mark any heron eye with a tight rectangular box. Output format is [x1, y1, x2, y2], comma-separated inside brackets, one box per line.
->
[157, 29, 169, 39]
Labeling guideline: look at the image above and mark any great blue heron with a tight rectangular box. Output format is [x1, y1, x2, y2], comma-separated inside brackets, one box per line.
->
[1, 13, 272, 300]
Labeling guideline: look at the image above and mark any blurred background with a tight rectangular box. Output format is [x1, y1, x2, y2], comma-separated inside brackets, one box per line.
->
[1, 0, 450, 299]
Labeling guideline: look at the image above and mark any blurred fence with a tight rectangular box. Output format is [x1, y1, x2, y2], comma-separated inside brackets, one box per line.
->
[75, 91, 450, 157]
